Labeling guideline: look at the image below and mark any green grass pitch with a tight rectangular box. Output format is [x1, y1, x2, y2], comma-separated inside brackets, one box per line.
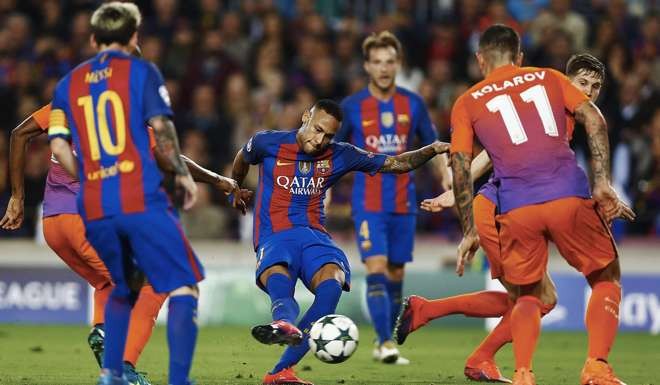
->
[0, 325, 657, 385]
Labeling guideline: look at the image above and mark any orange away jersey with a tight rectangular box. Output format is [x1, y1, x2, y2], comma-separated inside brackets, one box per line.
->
[451, 64, 590, 213]
[48, 50, 172, 221]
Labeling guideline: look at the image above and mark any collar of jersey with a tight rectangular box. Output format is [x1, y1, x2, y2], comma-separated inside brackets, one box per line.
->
[487, 64, 518, 78]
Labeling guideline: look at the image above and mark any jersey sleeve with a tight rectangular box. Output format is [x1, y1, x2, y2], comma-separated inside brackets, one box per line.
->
[334, 99, 352, 143]
[48, 81, 71, 141]
[242, 131, 269, 165]
[415, 100, 438, 145]
[341, 143, 387, 176]
[549, 69, 589, 113]
[450, 96, 474, 154]
[143, 62, 174, 123]
[31, 104, 52, 131]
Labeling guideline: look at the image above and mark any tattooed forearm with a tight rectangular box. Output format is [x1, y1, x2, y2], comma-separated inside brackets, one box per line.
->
[575, 101, 610, 183]
[380, 144, 437, 174]
[149, 115, 189, 176]
[451, 152, 475, 234]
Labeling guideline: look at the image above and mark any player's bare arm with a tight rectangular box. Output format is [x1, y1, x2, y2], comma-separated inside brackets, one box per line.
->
[148, 115, 197, 210]
[574, 101, 635, 222]
[182, 154, 252, 208]
[50, 138, 78, 179]
[228, 149, 251, 214]
[0, 117, 44, 230]
[451, 151, 480, 276]
[379, 141, 449, 174]
[420, 150, 492, 213]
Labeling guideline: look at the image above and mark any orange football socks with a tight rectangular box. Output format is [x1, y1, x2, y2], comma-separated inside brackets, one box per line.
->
[92, 284, 113, 325]
[511, 295, 543, 370]
[586, 281, 621, 360]
[419, 291, 510, 323]
[123, 284, 167, 366]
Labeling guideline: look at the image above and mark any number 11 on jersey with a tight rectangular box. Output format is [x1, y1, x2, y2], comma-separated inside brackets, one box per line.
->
[486, 84, 559, 145]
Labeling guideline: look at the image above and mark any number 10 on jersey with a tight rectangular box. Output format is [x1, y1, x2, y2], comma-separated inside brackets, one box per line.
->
[77, 90, 127, 160]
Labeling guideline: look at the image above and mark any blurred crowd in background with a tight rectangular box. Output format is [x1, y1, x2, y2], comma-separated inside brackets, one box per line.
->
[0, 0, 658, 241]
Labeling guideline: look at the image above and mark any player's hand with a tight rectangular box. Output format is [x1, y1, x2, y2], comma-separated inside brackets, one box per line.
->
[0, 196, 25, 230]
[176, 173, 198, 211]
[592, 182, 635, 223]
[432, 141, 451, 154]
[456, 229, 480, 277]
[420, 190, 455, 212]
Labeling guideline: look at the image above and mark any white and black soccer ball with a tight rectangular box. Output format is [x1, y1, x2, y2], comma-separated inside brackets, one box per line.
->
[308, 314, 359, 364]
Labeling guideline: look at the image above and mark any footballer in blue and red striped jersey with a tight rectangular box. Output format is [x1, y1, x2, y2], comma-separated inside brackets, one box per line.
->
[334, 31, 439, 362]
[48, 4, 201, 384]
[231, 99, 448, 384]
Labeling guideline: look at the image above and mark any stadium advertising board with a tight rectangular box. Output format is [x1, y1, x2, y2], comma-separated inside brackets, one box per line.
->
[0, 267, 88, 324]
[541, 273, 660, 334]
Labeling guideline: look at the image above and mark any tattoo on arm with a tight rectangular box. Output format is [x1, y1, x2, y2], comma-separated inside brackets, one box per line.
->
[575, 101, 610, 183]
[451, 152, 475, 234]
[149, 115, 189, 176]
[380, 144, 437, 174]
[231, 150, 250, 187]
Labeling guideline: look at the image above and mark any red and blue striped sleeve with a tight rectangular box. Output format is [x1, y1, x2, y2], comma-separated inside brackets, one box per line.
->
[142, 62, 173, 123]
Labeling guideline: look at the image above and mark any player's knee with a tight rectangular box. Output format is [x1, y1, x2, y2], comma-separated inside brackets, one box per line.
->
[386, 263, 405, 282]
[364, 255, 388, 274]
[170, 285, 199, 298]
[586, 259, 621, 288]
[311, 263, 345, 290]
[258, 264, 290, 288]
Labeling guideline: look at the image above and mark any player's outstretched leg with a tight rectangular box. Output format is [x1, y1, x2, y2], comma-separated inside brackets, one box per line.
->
[264, 276, 343, 385]
[123, 284, 167, 385]
[580, 262, 625, 385]
[395, 291, 510, 345]
[252, 269, 303, 346]
[167, 286, 199, 385]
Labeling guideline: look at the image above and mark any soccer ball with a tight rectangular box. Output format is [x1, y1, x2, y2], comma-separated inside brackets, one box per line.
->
[308, 314, 359, 364]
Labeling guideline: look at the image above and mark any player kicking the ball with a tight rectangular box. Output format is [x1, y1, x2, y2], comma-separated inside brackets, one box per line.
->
[230, 99, 449, 385]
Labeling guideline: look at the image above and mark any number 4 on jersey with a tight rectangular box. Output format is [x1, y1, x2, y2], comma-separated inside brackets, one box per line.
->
[486, 84, 558, 145]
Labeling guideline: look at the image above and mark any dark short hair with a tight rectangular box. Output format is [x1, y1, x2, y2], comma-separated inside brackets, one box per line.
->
[566, 53, 605, 80]
[479, 24, 521, 61]
[91, 2, 141, 46]
[362, 30, 402, 61]
[313, 99, 343, 122]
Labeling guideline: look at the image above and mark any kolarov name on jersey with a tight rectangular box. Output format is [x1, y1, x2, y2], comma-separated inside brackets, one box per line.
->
[470, 70, 547, 100]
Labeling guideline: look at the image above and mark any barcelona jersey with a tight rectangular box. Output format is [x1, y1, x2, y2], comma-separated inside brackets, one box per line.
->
[337, 87, 438, 214]
[48, 50, 172, 221]
[242, 130, 387, 250]
[451, 64, 590, 213]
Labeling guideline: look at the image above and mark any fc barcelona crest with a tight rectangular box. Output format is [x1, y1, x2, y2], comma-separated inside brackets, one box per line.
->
[316, 159, 331, 175]
[298, 161, 313, 175]
[380, 112, 394, 127]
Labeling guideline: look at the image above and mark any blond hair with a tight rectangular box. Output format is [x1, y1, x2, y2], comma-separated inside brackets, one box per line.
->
[361, 31, 402, 61]
[91, 2, 142, 45]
